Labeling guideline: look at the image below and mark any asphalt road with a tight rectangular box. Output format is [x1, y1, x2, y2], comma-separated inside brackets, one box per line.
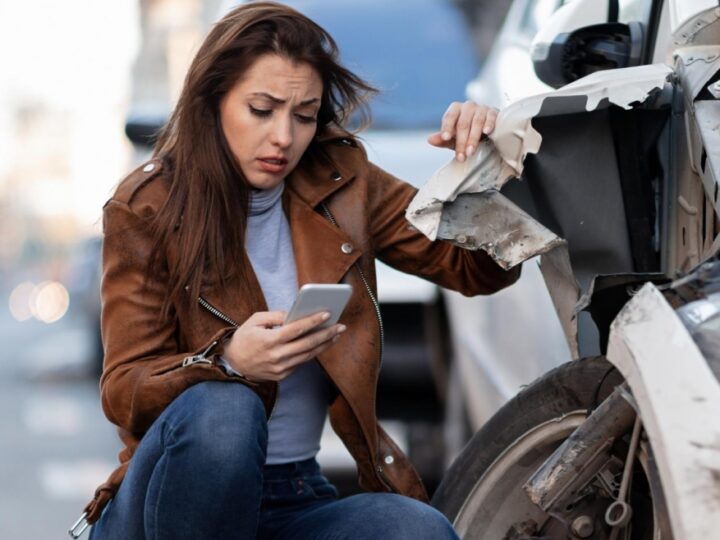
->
[0, 301, 119, 539]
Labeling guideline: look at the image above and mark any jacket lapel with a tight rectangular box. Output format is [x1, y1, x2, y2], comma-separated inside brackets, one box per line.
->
[285, 147, 363, 286]
[285, 189, 361, 287]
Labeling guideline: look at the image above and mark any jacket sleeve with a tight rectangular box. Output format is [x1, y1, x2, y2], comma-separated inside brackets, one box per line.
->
[366, 162, 520, 295]
[99, 199, 240, 434]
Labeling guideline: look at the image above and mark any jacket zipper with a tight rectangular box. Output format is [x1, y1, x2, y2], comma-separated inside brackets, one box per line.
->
[197, 295, 239, 326]
[320, 203, 395, 491]
[182, 339, 219, 367]
[320, 203, 385, 360]
[193, 293, 277, 421]
[180, 294, 238, 366]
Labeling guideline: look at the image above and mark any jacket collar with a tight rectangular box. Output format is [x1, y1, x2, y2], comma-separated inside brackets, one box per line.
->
[286, 130, 362, 208]
[286, 159, 354, 208]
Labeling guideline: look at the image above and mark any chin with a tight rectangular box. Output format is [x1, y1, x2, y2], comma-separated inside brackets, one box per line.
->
[247, 176, 284, 190]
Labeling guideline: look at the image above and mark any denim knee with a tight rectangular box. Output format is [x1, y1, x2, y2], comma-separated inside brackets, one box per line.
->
[165, 381, 268, 467]
[344, 494, 458, 539]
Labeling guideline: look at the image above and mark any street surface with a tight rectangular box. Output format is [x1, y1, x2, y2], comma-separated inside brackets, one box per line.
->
[0, 296, 118, 538]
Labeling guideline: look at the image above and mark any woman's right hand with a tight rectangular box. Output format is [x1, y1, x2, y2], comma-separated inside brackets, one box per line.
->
[222, 310, 346, 382]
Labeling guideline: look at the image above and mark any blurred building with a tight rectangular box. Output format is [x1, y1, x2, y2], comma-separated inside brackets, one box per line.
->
[129, 0, 223, 141]
[0, 1, 140, 280]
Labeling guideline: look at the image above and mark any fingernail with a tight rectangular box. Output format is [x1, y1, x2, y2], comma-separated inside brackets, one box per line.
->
[321, 312, 331, 320]
[338, 325, 347, 333]
[483, 125, 492, 134]
[466, 145, 474, 156]
[457, 153, 465, 162]
[442, 131, 452, 141]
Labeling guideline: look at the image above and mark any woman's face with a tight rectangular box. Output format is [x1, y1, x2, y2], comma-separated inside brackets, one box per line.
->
[220, 54, 323, 190]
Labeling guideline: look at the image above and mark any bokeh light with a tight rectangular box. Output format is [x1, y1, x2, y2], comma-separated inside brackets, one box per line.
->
[8, 281, 35, 321]
[30, 281, 70, 323]
[10, 280, 72, 324]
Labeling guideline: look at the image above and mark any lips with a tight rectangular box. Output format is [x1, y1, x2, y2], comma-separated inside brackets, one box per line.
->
[257, 156, 288, 174]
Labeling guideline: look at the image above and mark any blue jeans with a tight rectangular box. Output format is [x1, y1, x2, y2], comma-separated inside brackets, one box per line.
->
[89, 381, 458, 539]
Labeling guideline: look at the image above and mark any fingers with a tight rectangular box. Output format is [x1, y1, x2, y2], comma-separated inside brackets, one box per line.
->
[454, 101, 480, 162]
[426, 131, 448, 148]
[267, 325, 345, 381]
[463, 107, 489, 161]
[483, 107, 498, 136]
[276, 311, 332, 343]
[278, 323, 345, 360]
[249, 310, 287, 328]
[275, 337, 338, 379]
[431, 102, 499, 162]
[439, 101, 462, 146]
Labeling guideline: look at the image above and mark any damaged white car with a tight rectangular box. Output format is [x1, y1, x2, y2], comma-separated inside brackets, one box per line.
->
[416, 0, 720, 538]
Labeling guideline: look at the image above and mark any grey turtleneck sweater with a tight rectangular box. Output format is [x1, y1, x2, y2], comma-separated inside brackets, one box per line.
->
[221, 181, 332, 464]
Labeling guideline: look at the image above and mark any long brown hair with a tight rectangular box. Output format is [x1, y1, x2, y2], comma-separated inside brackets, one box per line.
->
[149, 1, 376, 318]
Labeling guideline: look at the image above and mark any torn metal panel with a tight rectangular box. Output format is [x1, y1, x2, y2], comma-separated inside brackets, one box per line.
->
[674, 46, 720, 99]
[492, 64, 672, 177]
[607, 282, 720, 540]
[576, 273, 669, 353]
[406, 63, 673, 357]
[435, 191, 564, 268]
[539, 248, 581, 360]
[406, 63, 672, 258]
[670, 1, 720, 46]
[405, 138, 515, 241]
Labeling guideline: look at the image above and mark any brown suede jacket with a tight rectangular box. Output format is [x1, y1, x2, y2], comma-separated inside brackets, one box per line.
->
[82, 135, 520, 523]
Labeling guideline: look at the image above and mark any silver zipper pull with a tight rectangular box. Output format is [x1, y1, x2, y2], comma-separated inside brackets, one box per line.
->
[182, 355, 213, 367]
[68, 512, 89, 538]
[182, 340, 218, 367]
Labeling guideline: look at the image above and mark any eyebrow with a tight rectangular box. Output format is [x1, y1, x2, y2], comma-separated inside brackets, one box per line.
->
[249, 92, 320, 106]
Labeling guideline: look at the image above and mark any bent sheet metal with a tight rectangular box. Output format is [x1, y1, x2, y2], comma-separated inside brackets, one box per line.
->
[406, 63, 672, 358]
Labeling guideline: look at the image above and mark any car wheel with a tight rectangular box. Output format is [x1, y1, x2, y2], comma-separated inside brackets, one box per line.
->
[431, 357, 672, 539]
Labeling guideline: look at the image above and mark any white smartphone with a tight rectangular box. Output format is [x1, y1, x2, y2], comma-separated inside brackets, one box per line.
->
[284, 284, 353, 329]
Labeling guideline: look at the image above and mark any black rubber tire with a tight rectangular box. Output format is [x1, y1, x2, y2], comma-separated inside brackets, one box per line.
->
[431, 356, 623, 524]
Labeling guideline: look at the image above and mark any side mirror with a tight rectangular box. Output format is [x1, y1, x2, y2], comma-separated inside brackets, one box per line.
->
[532, 21, 644, 88]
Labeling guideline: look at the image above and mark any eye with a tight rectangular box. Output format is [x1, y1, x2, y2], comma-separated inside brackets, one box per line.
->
[295, 114, 317, 124]
[249, 105, 271, 118]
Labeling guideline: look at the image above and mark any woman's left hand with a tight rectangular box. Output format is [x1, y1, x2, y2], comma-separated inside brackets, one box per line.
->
[427, 101, 498, 163]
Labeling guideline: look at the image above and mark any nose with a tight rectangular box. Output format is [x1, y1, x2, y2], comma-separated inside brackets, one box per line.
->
[270, 114, 292, 149]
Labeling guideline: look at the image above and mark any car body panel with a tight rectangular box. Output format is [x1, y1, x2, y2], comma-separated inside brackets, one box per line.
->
[607, 281, 720, 540]
[435, 0, 720, 527]
[430, 0, 720, 430]
[670, 0, 720, 44]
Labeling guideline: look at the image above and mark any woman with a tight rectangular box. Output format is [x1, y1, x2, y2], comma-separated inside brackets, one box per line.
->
[82, 2, 519, 538]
